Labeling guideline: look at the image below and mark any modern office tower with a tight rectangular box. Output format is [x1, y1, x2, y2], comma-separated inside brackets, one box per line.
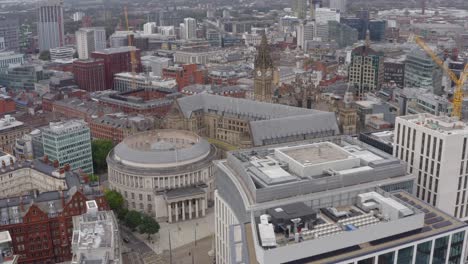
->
[384, 58, 405, 87]
[404, 48, 443, 95]
[42, 120, 93, 174]
[75, 28, 95, 59]
[368, 20, 387, 41]
[315, 7, 340, 25]
[330, 0, 347, 13]
[179, 23, 186, 39]
[159, 26, 175, 36]
[293, 0, 307, 19]
[72, 11, 85, 22]
[0, 52, 23, 70]
[296, 21, 315, 50]
[49, 46, 74, 61]
[310, 0, 323, 19]
[348, 41, 384, 99]
[328, 21, 358, 48]
[143, 22, 157, 34]
[0, 18, 19, 51]
[0, 64, 44, 91]
[183, 18, 197, 40]
[37, 0, 64, 51]
[341, 17, 367, 40]
[213, 138, 465, 264]
[71, 201, 121, 263]
[73, 59, 106, 92]
[90, 27, 106, 51]
[394, 114, 468, 221]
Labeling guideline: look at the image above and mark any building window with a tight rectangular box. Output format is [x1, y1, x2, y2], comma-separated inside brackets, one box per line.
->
[397, 246, 414, 264]
[147, 195, 151, 202]
[378, 252, 394, 264]
[139, 194, 143, 201]
[357, 257, 375, 264]
[448, 231, 465, 264]
[433, 235, 450, 264]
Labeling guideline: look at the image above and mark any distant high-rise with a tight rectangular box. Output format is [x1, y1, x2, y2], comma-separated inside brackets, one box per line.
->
[296, 21, 315, 50]
[37, 0, 64, 51]
[315, 7, 340, 25]
[184, 18, 197, 40]
[368, 20, 387, 41]
[293, 0, 307, 19]
[75, 28, 95, 59]
[0, 17, 19, 51]
[143, 22, 157, 34]
[404, 48, 443, 95]
[329, 0, 347, 13]
[91, 27, 107, 51]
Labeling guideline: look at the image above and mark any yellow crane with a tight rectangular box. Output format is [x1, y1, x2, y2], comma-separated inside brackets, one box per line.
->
[412, 35, 468, 119]
[124, 7, 138, 90]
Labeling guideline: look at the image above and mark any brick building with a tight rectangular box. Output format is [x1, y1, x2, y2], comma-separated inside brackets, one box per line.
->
[91, 47, 142, 90]
[72, 59, 106, 92]
[89, 114, 156, 143]
[0, 156, 108, 264]
[0, 94, 16, 115]
[162, 64, 205, 91]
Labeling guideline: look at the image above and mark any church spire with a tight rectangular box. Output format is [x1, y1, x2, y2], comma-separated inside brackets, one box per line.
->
[255, 32, 273, 69]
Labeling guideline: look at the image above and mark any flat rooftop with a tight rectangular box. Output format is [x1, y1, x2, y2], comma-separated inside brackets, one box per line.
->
[278, 142, 350, 166]
[249, 189, 466, 264]
[399, 113, 468, 135]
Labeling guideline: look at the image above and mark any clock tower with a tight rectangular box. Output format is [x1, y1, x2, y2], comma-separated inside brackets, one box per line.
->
[254, 33, 274, 102]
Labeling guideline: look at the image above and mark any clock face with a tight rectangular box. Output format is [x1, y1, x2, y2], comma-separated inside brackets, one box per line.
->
[257, 70, 262, 77]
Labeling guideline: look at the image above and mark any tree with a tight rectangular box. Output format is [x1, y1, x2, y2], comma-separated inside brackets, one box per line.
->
[138, 214, 160, 239]
[117, 208, 129, 221]
[91, 139, 114, 173]
[104, 190, 124, 211]
[39, 51, 50, 61]
[88, 173, 99, 183]
[124, 210, 143, 231]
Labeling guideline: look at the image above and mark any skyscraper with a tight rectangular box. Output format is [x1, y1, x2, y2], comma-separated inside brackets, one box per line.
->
[254, 34, 274, 102]
[75, 28, 95, 59]
[296, 21, 315, 50]
[330, 0, 347, 13]
[293, 0, 307, 19]
[0, 17, 19, 51]
[183, 18, 197, 40]
[91, 27, 107, 51]
[37, 0, 64, 51]
[404, 48, 443, 95]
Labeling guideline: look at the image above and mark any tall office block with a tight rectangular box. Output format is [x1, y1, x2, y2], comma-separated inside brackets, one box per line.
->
[296, 21, 315, 50]
[293, 0, 307, 19]
[330, 0, 347, 13]
[37, 0, 64, 51]
[91, 27, 106, 51]
[42, 120, 93, 174]
[0, 17, 19, 51]
[394, 114, 468, 221]
[315, 7, 340, 25]
[369, 20, 387, 41]
[75, 28, 95, 59]
[143, 22, 157, 34]
[184, 18, 197, 40]
[404, 48, 443, 95]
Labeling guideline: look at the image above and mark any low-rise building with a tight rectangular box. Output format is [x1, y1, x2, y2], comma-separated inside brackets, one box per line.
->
[71, 201, 121, 264]
[0, 115, 29, 153]
[0, 231, 19, 264]
[113, 72, 177, 92]
[89, 114, 156, 143]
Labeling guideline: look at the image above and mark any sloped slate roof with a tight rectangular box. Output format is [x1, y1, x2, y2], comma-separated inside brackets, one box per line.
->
[176, 94, 339, 146]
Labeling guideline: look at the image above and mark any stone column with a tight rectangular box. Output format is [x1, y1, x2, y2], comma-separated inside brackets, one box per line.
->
[202, 199, 206, 217]
[182, 200, 186, 221]
[175, 202, 179, 222]
[168, 203, 172, 223]
[189, 199, 193, 220]
[195, 199, 199, 218]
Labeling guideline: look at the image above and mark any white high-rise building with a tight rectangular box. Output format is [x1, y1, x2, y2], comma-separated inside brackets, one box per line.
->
[184, 17, 197, 40]
[296, 21, 315, 50]
[179, 23, 186, 39]
[394, 114, 468, 220]
[330, 0, 347, 13]
[159, 26, 175, 36]
[91, 27, 106, 51]
[315, 7, 340, 25]
[37, 0, 64, 51]
[72, 11, 85, 22]
[143, 22, 157, 34]
[75, 28, 95, 59]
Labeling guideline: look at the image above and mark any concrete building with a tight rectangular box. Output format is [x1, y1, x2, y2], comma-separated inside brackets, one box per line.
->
[71, 200, 121, 264]
[0, 18, 19, 51]
[73, 59, 106, 92]
[91, 27, 107, 51]
[42, 120, 93, 174]
[292, 0, 307, 19]
[49, 46, 74, 62]
[75, 28, 95, 59]
[37, 0, 64, 51]
[329, 0, 347, 13]
[0, 231, 18, 264]
[183, 18, 197, 40]
[173, 49, 218, 64]
[394, 114, 468, 221]
[0, 115, 29, 153]
[404, 48, 443, 95]
[143, 22, 157, 35]
[315, 8, 340, 25]
[107, 130, 217, 222]
[213, 138, 459, 264]
[113, 72, 177, 92]
[73, 11, 85, 22]
[164, 94, 339, 149]
[141, 56, 171, 77]
[296, 22, 315, 50]
[348, 44, 384, 99]
[13, 129, 43, 160]
[328, 21, 358, 48]
[0, 63, 44, 91]
[384, 58, 405, 88]
[0, 52, 23, 70]
[89, 114, 156, 143]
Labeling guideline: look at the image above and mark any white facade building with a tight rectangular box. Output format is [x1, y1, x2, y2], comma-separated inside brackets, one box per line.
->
[143, 22, 157, 35]
[184, 18, 197, 40]
[394, 114, 468, 221]
[215, 138, 468, 264]
[0, 52, 23, 69]
[315, 7, 340, 25]
[49, 46, 74, 62]
[75, 28, 94, 60]
[174, 50, 220, 64]
[159, 26, 175, 36]
[91, 27, 107, 51]
[72, 11, 85, 22]
[296, 22, 315, 50]
[329, 0, 347, 13]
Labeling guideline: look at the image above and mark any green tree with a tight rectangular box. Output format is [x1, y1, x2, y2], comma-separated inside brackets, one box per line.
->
[91, 139, 114, 173]
[124, 210, 143, 231]
[117, 208, 129, 221]
[104, 190, 124, 211]
[138, 214, 160, 239]
[39, 51, 50, 61]
[88, 173, 99, 183]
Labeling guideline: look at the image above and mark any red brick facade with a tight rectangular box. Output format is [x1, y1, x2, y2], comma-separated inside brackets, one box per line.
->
[162, 64, 206, 91]
[0, 97, 16, 115]
[73, 60, 106, 92]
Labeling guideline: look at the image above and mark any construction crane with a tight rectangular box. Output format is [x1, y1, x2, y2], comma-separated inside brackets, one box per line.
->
[124, 7, 138, 90]
[411, 35, 468, 119]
